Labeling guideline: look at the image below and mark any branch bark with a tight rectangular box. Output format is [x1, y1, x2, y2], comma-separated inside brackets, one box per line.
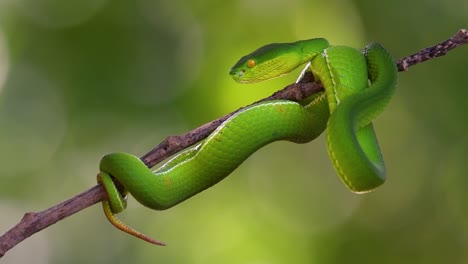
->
[1, 28, 467, 258]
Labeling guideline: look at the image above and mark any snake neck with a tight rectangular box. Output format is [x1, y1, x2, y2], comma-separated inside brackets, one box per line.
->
[295, 38, 330, 64]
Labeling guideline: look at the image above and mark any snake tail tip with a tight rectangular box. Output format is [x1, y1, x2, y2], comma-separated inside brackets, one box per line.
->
[136, 232, 166, 246]
[102, 203, 166, 246]
[130, 232, 166, 246]
[151, 240, 167, 247]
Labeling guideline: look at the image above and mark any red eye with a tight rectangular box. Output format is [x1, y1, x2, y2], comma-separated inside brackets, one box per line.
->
[247, 59, 256, 68]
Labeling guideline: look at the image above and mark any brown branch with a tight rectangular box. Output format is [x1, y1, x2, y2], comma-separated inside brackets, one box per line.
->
[1, 28, 467, 258]
[396, 28, 468, 71]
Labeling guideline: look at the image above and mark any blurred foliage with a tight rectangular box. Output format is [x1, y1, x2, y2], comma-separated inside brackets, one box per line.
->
[0, 0, 467, 263]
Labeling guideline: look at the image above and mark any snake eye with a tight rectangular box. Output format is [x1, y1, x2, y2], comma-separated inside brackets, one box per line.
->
[247, 59, 256, 68]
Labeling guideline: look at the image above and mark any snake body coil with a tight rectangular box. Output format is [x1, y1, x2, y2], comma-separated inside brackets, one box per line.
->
[97, 39, 397, 244]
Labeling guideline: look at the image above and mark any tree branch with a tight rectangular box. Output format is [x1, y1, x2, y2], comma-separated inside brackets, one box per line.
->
[1, 28, 467, 258]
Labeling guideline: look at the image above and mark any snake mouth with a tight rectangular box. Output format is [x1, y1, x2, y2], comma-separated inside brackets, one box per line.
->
[229, 68, 250, 83]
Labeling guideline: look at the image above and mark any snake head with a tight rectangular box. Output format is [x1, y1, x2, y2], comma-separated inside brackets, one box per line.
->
[229, 42, 303, 84]
[229, 38, 329, 84]
[229, 53, 262, 83]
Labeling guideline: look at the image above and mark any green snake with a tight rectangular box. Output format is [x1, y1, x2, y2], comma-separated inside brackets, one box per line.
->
[97, 39, 397, 245]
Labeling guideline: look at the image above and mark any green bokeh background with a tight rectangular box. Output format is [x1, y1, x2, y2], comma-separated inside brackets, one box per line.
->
[0, 0, 467, 263]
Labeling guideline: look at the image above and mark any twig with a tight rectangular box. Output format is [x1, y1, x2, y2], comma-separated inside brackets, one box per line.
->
[1, 28, 467, 258]
[396, 29, 468, 71]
